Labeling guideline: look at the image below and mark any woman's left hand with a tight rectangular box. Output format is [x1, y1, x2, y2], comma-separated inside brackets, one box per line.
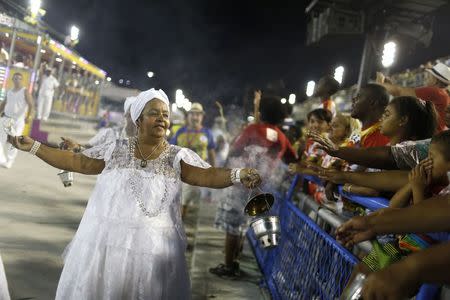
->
[240, 168, 262, 189]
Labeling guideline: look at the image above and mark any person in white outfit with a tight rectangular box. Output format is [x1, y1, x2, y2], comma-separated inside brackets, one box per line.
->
[0, 72, 34, 168]
[37, 68, 59, 121]
[7, 88, 262, 300]
[60, 96, 137, 152]
[0, 254, 10, 300]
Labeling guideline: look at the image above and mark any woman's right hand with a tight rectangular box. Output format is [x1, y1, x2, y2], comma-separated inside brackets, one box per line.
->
[7, 135, 34, 152]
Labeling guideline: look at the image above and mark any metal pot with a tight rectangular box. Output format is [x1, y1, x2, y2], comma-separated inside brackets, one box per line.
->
[250, 216, 281, 249]
[58, 170, 74, 187]
[244, 190, 274, 216]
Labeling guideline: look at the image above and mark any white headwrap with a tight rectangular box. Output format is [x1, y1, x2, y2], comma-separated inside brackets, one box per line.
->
[130, 88, 170, 125]
[123, 96, 136, 113]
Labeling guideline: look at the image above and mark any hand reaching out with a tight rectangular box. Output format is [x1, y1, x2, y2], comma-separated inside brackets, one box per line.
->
[240, 168, 262, 189]
[307, 132, 338, 155]
[7, 135, 34, 152]
[335, 215, 376, 248]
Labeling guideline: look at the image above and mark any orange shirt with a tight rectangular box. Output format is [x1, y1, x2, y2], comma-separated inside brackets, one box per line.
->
[360, 122, 390, 148]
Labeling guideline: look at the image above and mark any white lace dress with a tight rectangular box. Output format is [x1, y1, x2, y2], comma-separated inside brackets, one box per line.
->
[55, 139, 210, 300]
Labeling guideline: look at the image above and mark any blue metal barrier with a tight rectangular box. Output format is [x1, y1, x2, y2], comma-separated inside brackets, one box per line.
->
[247, 175, 358, 299]
[249, 174, 442, 299]
[338, 186, 389, 211]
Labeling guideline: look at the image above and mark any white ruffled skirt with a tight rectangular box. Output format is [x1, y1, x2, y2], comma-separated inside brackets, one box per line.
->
[55, 215, 190, 300]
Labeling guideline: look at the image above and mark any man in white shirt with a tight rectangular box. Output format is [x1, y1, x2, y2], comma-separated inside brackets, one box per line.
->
[0, 72, 34, 168]
[37, 68, 59, 121]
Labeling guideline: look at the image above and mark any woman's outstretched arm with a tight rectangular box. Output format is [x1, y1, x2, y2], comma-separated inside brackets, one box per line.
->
[8, 135, 104, 175]
[180, 161, 261, 189]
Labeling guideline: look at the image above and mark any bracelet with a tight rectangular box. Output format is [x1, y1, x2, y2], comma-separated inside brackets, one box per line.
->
[230, 168, 242, 184]
[347, 184, 353, 193]
[29, 141, 41, 155]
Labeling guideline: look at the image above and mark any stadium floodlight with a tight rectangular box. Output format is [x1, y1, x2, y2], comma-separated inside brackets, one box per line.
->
[334, 66, 344, 84]
[382, 41, 397, 68]
[70, 26, 80, 41]
[306, 81, 315, 97]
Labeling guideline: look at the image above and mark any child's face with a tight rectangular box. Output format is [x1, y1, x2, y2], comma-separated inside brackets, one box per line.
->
[308, 115, 330, 134]
[330, 117, 348, 142]
[428, 143, 450, 180]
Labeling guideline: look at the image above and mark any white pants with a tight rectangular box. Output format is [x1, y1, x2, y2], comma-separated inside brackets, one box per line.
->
[0, 116, 25, 167]
[37, 94, 54, 120]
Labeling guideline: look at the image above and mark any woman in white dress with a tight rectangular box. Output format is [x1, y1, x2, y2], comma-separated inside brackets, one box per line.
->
[8, 88, 261, 300]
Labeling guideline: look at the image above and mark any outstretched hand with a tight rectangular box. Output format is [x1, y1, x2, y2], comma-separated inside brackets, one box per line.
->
[7, 135, 34, 152]
[240, 168, 262, 189]
[307, 132, 338, 155]
[335, 215, 376, 247]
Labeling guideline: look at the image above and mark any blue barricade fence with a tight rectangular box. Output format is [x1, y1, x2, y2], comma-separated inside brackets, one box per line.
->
[338, 186, 389, 211]
[248, 175, 357, 299]
[248, 174, 441, 300]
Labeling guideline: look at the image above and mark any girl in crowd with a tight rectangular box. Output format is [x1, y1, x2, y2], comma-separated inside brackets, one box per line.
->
[341, 96, 438, 197]
[289, 113, 361, 206]
[7, 88, 262, 300]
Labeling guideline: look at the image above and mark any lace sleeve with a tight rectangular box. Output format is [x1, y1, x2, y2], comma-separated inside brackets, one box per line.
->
[172, 147, 211, 173]
[82, 139, 116, 161]
[88, 128, 116, 147]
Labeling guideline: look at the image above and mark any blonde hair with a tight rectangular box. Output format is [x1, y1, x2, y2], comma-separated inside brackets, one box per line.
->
[334, 113, 361, 139]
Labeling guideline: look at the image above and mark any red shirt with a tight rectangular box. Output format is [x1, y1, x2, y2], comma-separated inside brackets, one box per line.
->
[232, 123, 297, 163]
[360, 122, 390, 148]
[415, 87, 450, 131]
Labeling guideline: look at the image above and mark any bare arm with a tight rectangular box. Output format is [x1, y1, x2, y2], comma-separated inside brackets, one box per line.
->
[320, 169, 409, 192]
[9, 136, 104, 175]
[376, 72, 416, 97]
[371, 196, 450, 234]
[343, 184, 380, 197]
[336, 195, 450, 247]
[333, 146, 397, 169]
[379, 82, 416, 97]
[308, 133, 397, 169]
[389, 183, 412, 208]
[180, 161, 261, 189]
[253, 90, 261, 124]
[362, 241, 450, 300]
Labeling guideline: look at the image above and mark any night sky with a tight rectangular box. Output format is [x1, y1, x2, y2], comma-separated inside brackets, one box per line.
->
[15, 0, 450, 108]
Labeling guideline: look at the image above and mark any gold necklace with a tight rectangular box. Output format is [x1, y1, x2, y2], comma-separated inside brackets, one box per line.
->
[136, 139, 165, 168]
